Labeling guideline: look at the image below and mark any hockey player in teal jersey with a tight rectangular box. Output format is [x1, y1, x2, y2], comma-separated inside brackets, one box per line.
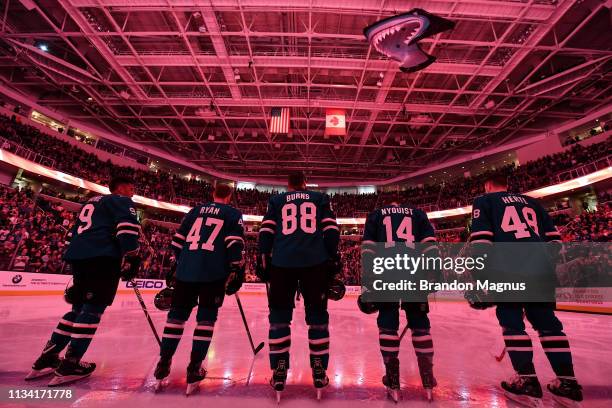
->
[257, 172, 342, 401]
[358, 197, 440, 402]
[153, 183, 245, 395]
[469, 174, 582, 407]
[27, 176, 141, 386]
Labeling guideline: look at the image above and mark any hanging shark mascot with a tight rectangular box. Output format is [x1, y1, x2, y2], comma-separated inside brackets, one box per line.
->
[364, 9, 455, 73]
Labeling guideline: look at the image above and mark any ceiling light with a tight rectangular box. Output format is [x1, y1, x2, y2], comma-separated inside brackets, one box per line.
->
[37, 43, 49, 52]
[207, 134, 215, 141]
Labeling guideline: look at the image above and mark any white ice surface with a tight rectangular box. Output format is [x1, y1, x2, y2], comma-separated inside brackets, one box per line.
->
[0, 293, 610, 407]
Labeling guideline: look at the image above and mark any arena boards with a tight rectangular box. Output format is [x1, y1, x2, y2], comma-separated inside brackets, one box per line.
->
[2, 272, 610, 314]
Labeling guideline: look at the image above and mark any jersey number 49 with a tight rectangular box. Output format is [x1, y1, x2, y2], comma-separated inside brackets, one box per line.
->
[501, 206, 539, 239]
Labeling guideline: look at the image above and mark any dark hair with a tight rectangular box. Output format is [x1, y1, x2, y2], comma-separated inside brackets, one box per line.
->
[484, 174, 508, 188]
[109, 176, 134, 193]
[382, 194, 401, 207]
[288, 172, 306, 189]
[213, 183, 233, 199]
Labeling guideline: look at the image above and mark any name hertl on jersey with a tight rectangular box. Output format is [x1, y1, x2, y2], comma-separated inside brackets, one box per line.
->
[469, 192, 562, 244]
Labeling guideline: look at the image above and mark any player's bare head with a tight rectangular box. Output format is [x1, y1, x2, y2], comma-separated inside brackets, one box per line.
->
[382, 194, 401, 207]
[484, 174, 508, 193]
[287, 171, 306, 191]
[213, 182, 233, 203]
[109, 176, 135, 197]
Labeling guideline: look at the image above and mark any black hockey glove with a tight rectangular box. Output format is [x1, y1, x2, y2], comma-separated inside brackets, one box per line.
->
[225, 261, 246, 296]
[64, 282, 79, 305]
[327, 277, 346, 301]
[464, 290, 494, 310]
[121, 251, 142, 282]
[357, 294, 378, 314]
[154, 287, 174, 311]
[256, 253, 272, 282]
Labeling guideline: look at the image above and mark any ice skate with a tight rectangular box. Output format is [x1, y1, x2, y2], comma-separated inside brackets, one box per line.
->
[382, 357, 400, 403]
[548, 378, 583, 407]
[419, 360, 437, 402]
[48, 359, 96, 387]
[312, 357, 329, 400]
[25, 349, 61, 380]
[153, 356, 172, 392]
[422, 374, 437, 402]
[501, 375, 544, 408]
[185, 361, 206, 396]
[270, 359, 287, 403]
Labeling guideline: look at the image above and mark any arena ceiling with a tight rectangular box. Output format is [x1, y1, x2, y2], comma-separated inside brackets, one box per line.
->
[0, 0, 611, 183]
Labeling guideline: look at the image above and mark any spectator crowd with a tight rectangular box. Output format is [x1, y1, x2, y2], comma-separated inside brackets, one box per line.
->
[1, 112, 610, 283]
[1, 184, 608, 284]
[1, 112, 610, 217]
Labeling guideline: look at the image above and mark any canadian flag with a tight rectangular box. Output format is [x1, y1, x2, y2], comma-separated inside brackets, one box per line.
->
[325, 109, 346, 136]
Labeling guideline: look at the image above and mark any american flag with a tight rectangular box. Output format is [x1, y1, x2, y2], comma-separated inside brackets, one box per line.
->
[269, 107, 290, 134]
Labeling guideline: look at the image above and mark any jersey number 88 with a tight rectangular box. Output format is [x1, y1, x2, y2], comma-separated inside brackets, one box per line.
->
[281, 202, 317, 235]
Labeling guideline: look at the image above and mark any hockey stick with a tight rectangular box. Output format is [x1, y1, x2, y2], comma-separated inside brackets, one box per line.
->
[399, 323, 410, 341]
[235, 293, 265, 355]
[495, 347, 506, 362]
[131, 280, 161, 346]
[494, 310, 525, 362]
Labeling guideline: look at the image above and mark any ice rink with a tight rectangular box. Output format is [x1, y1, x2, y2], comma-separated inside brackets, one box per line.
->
[0, 293, 610, 407]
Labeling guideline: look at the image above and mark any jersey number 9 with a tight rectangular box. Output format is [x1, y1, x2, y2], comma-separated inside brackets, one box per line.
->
[76, 204, 95, 234]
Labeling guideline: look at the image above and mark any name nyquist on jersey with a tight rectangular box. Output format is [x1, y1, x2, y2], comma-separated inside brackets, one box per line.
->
[171, 202, 245, 283]
[258, 190, 339, 268]
[64, 194, 141, 261]
[361, 205, 439, 257]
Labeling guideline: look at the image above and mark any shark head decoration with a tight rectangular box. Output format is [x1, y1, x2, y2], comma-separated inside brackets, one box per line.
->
[364, 9, 455, 73]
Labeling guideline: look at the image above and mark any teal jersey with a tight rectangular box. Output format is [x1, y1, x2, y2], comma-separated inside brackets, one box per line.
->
[258, 190, 339, 268]
[171, 202, 244, 283]
[64, 194, 140, 261]
[469, 192, 561, 244]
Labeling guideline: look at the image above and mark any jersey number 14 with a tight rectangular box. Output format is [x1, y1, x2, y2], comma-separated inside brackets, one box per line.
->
[382, 216, 415, 243]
